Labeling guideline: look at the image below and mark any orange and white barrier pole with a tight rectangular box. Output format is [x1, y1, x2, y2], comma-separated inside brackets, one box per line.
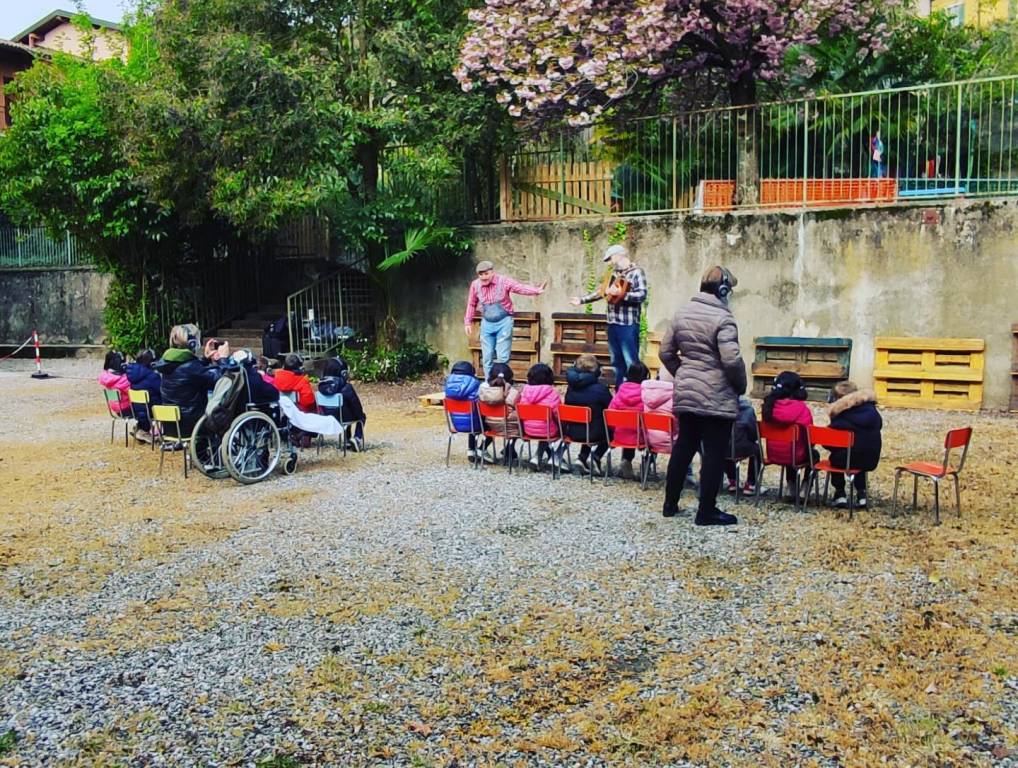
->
[31, 330, 49, 379]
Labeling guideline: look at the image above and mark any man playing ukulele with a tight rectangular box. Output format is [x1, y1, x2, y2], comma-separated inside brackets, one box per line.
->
[570, 244, 647, 389]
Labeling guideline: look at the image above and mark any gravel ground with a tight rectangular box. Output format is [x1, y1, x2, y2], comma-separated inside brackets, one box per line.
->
[0, 359, 1016, 767]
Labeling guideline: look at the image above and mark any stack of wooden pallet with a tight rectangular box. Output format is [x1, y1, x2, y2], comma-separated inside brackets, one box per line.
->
[873, 336, 984, 411]
[467, 311, 541, 381]
[750, 337, 852, 402]
[550, 313, 662, 385]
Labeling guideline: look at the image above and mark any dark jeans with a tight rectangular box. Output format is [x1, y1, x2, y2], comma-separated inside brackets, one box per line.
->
[664, 414, 733, 515]
[607, 321, 640, 390]
[724, 456, 759, 485]
[827, 448, 875, 495]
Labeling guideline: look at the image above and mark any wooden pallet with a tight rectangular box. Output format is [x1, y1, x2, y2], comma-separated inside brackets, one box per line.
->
[751, 336, 852, 402]
[874, 336, 984, 411]
[467, 311, 541, 381]
[1011, 324, 1018, 412]
[551, 313, 660, 385]
[418, 391, 445, 408]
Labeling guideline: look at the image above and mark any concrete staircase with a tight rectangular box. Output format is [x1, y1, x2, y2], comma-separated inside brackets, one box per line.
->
[214, 305, 286, 355]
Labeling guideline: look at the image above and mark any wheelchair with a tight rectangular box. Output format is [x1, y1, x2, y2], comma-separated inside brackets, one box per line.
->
[189, 365, 299, 484]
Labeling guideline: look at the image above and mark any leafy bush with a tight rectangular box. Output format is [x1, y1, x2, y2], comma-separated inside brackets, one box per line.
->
[342, 339, 441, 382]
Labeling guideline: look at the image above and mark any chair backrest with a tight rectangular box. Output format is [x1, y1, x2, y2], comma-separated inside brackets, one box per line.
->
[758, 420, 799, 466]
[642, 411, 676, 452]
[477, 401, 508, 420]
[807, 425, 854, 449]
[444, 397, 479, 435]
[943, 427, 973, 472]
[604, 408, 644, 447]
[516, 403, 560, 440]
[103, 388, 126, 418]
[315, 391, 342, 410]
[558, 404, 592, 443]
[151, 404, 182, 430]
[127, 388, 151, 421]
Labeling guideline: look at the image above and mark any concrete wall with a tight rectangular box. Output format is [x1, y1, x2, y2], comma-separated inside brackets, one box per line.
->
[0, 267, 110, 345]
[395, 199, 1018, 410]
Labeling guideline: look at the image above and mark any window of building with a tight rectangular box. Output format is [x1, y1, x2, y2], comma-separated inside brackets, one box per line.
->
[945, 2, 966, 25]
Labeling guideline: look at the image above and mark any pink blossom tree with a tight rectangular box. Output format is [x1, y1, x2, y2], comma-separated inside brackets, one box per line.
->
[457, 0, 897, 203]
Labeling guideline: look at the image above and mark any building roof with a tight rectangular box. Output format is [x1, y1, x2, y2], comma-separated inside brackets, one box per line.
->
[0, 38, 41, 62]
[12, 9, 122, 46]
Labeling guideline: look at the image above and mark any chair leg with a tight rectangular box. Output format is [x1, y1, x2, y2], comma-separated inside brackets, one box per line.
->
[847, 478, 854, 522]
[912, 475, 918, 514]
[124, 420, 130, 448]
[892, 470, 901, 517]
[953, 474, 961, 517]
[933, 479, 940, 526]
[604, 450, 611, 487]
[446, 435, 452, 468]
[183, 444, 189, 479]
[823, 474, 831, 507]
[755, 465, 765, 508]
[110, 419, 115, 444]
[641, 450, 649, 491]
[159, 444, 166, 475]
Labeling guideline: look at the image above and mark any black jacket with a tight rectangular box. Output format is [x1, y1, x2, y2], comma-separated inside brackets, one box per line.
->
[241, 363, 280, 406]
[731, 398, 759, 459]
[827, 389, 882, 470]
[318, 373, 366, 424]
[154, 349, 222, 437]
[563, 367, 612, 443]
[125, 362, 163, 406]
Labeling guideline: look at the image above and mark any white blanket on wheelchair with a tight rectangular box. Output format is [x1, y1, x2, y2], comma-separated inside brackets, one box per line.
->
[278, 396, 343, 436]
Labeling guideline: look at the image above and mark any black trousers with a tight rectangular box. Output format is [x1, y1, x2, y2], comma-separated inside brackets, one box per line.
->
[579, 442, 609, 461]
[664, 414, 733, 515]
[827, 448, 876, 495]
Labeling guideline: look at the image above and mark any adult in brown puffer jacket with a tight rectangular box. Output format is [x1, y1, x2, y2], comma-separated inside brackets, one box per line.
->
[658, 265, 747, 526]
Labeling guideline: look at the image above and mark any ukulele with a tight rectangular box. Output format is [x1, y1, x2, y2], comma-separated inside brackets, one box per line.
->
[598, 266, 631, 305]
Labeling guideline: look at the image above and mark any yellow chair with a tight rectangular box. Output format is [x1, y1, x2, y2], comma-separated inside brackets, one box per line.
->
[127, 389, 156, 450]
[151, 405, 191, 477]
[103, 388, 132, 446]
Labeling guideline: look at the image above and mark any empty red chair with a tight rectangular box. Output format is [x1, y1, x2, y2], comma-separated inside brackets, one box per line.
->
[640, 411, 676, 490]
[443, 398, 481, 469]
[757, 421, 811, 511]
[515, 403, 564, 479]
[892, 427, 973, 525]
[603, 409, 646, 487]
[805, 425, 859, 518]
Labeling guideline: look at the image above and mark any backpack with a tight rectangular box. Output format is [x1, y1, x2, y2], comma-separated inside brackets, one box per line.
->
[205, 369, 247, 433]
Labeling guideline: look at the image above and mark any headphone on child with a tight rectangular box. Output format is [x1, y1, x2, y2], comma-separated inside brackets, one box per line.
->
[715, 266, 734, 300]
[185, 326, 200, 354]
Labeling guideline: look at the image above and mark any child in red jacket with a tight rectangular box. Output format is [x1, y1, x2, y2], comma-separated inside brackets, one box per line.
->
[761, 371, 818, 500]
[273, 354, 316, 412]
[608, 361, 649, 480]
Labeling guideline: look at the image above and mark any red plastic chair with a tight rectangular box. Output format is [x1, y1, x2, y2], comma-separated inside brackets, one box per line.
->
[757, 421, 811, 511]
[558, 404, 600, 484]
[892, 427, 973, 525]
[641, 411, 676, 490]
[477, 400, 515, 473]
[515, 403, 563, 479]
[805, 425, 858, 518]
[443, 398, 481, 469]
[603, 409, 646, 487]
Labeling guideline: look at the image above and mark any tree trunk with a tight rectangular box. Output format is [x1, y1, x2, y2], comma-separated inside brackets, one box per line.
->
[730, 77, 759, 208]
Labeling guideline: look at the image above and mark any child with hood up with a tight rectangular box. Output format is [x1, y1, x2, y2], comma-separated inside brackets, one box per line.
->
[445, 360, 485, 461]
[608, 361, 649, 480]
[518, 363, 564, 470]
[761, 371, 817, 500]
[564, 354, 612, 477]
[98, 351, 131, 415]
[825, 381, 882, 508]
[124, 348, 162, 442]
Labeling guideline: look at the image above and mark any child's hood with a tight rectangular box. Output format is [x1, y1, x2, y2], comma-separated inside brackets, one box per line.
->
[521, 384, 559, 406]
[99, 369, 128, 387]
[641, 379, 672, 409]
[771, 397, 811, 424]
[611, 382, 644, 409]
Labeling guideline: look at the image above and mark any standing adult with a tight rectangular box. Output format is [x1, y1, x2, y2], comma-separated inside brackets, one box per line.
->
[659, 266, 747, 526]
[570, 244, 647, 389]
[464, 260, 547, 378]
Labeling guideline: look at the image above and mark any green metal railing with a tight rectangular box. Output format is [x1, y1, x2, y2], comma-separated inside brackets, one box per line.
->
[497, 75, 1018, 220]
[0, 226, 92, 268]
[286, 266, 375, 359]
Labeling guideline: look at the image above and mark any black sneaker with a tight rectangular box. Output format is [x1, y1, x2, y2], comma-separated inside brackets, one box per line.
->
[662, 503, 680, 518]
[856, 495, 867, 508]
[695, 508, 738, 526]
[577, 454, 590, 473]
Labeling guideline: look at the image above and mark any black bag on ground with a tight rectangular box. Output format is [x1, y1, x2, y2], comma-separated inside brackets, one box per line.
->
[262, 316, 289, 359]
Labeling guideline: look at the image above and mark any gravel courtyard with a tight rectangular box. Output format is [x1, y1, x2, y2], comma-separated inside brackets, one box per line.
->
[1, 359, 1016, 767]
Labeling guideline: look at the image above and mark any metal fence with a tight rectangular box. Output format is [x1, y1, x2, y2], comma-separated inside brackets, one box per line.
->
[286, 266, 375, 359]
[497, 75, 1018, 220]
[0, 226, 92, 268]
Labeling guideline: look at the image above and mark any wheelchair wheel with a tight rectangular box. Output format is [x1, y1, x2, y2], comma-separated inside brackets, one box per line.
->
[283, 452, 298, 475]
[221, 411, 281, 484]
[190, 415, 229, 479]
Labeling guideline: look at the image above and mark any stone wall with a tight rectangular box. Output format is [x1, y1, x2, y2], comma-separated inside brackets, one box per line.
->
[395, 199, 1018, 409]
[0, 267, 110, 345]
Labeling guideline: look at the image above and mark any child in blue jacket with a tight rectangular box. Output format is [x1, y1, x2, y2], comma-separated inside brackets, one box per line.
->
[125, 348, 162, 441]
[444, 360, 486, 462]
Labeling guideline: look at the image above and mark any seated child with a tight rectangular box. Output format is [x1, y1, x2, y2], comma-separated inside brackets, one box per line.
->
[256, 355, 277, 387]
[318, 356, 367, 451]
[98, 351, 131, 415]
[479, 362, 521, 462]
[564, 354, 611, 476]
[825, 381, 882, 508]
[608, 361, 649, 480]
[518, 362, 563, 469]
[762, 371, 817, 500]
[444, 360, 484, 461]
[273, 354, 316, 412]
[124, 348, 162, 442]
[641, 372, 676, 481]
[724, 396, 761, 494]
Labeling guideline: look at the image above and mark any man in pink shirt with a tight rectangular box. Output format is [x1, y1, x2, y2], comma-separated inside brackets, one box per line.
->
[464, 260, 546, 377]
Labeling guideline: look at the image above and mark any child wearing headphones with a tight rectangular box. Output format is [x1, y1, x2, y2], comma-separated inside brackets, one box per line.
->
[762, 371, 818, 502]
[274, 353, 316, 412]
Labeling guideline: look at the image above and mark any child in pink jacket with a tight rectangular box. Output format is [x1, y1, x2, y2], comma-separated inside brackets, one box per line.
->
[98, 350, 130, 415]
[608, 361, 649, 479]
[519, 363, 563, 469]
[761, 371, 818, 498]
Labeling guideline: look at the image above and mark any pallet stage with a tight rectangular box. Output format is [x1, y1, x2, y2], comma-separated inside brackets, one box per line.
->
[874, 336, 984, 411]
